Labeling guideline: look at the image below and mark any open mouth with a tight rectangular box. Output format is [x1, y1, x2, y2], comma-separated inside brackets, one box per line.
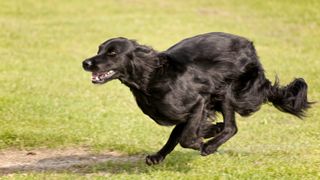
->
[91, 70, 116, 84]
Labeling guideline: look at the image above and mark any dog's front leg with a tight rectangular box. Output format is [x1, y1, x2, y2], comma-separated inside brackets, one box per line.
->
[146, 123, 185, 165]
[178, 99, 205, 150]
[146, 99, 206, 165]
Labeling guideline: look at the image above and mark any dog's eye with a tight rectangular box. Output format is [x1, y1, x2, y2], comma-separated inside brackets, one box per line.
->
[107, 51, 117, 56]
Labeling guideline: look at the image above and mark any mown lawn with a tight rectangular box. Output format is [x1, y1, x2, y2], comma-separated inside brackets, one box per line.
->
[0, 0, 319, 179]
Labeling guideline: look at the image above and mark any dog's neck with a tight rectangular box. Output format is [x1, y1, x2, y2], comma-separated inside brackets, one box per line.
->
[119, 52, 167, 94]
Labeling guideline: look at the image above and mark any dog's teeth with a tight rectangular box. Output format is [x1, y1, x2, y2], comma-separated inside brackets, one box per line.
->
[107, 70, 114, 76]
[91, 70, 114, 82]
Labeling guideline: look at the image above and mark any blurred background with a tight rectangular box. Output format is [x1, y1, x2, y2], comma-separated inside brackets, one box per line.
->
[0, 0, 319, 178]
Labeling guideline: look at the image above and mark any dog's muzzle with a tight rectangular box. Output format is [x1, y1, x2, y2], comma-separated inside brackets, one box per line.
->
[82, 59, 94, 71]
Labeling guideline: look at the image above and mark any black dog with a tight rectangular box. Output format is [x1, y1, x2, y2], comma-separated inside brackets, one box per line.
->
[82, 32, 311, 165]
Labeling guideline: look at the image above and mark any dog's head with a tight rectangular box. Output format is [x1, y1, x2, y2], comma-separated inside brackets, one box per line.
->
[82, 37, 137, 84]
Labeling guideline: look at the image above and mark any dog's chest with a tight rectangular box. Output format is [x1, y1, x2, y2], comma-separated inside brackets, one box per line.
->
[130, 89, 188, 126]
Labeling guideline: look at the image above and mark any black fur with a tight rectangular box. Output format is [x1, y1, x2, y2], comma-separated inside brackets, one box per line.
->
[82, 32, 312, 165]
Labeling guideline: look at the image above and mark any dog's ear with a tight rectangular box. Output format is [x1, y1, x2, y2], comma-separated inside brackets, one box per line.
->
[136, 46, 150, 52]
[132, 45, 155, 59]
[106, 46, 117, 56]
[97, 45, 103, 54]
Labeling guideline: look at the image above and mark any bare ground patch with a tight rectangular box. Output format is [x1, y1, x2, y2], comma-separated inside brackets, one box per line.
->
[0, 147, 143, 175]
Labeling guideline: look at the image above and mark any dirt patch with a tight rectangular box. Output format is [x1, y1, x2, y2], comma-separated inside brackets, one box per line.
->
[0, 147, 142, 175]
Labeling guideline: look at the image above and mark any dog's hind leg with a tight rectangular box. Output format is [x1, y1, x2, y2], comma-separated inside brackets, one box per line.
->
[146, 123, 185, 165]
[200, 100, 237, 156]
[198, 122, 225, 139]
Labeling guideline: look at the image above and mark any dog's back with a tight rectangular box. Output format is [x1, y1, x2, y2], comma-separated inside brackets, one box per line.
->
[165, 32, 252, 64]
[161, 32, 311, 117]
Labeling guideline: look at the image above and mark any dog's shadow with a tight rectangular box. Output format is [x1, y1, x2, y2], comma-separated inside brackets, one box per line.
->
[0, 150, 198, 175]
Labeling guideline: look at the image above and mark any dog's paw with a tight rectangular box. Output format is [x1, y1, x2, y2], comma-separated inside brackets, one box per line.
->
[145, 153, 164, 166]
[200, 143, 217, 156]
[180, 137, 204, 150]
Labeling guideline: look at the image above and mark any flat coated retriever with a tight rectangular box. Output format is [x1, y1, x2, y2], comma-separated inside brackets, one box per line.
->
[82, 32, 311, 165]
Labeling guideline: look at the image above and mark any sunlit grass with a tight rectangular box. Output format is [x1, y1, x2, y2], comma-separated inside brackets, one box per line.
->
[0, 0, 319, 179]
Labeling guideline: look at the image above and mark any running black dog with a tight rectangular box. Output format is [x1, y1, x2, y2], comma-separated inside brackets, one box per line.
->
[82, 32, 311, 165]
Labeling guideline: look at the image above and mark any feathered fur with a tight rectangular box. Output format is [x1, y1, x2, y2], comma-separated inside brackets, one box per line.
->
[82, 32, 312, 165]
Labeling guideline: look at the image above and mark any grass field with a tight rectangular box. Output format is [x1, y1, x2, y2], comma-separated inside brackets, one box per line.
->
[0, 0, 319, 179]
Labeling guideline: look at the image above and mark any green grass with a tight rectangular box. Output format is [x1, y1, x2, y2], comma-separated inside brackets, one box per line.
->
[1, 0, 320, 179]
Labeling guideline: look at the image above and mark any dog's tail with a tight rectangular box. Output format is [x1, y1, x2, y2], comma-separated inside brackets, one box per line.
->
[267, 77, 313, 118]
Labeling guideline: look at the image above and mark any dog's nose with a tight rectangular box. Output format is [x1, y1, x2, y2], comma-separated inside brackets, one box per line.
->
[82, 60, 93, 70]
